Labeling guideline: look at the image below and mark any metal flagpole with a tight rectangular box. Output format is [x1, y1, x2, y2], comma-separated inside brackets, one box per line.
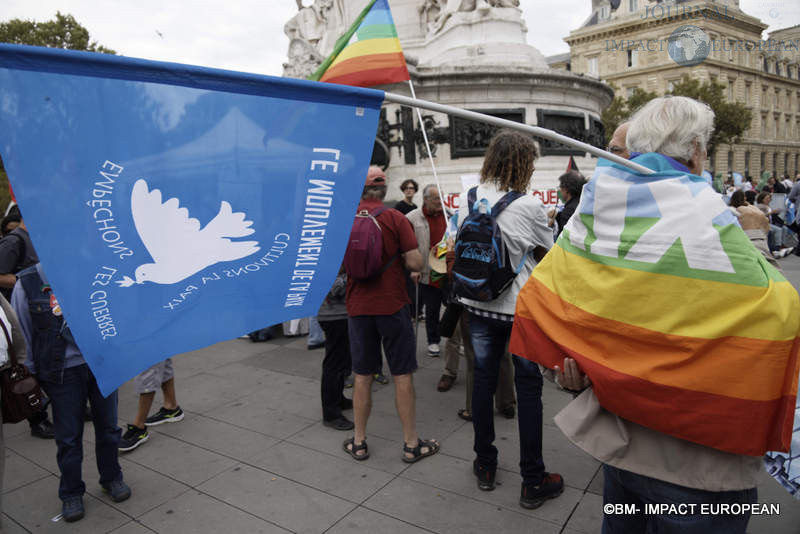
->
[383, 91, 656, 176]
[407, 81, 451, 215]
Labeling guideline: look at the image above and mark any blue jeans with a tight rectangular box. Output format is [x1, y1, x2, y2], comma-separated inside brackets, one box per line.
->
[469, 313, 545, 486]
[602, 464, 756, 534]
[39, 364, 122, 501]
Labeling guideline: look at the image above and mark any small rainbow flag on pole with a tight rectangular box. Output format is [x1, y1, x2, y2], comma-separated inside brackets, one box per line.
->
[309, 0, 409, 87]
[509, 153, 800, 457]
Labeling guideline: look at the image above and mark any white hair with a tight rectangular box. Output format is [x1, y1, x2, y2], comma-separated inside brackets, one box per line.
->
[626, 96, 715, 161]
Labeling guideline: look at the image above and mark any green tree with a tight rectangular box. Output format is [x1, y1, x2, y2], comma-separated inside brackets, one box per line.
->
[0, 12, 115, 53]
[601, 87, 657, 144]
[0, 12, 114, 211]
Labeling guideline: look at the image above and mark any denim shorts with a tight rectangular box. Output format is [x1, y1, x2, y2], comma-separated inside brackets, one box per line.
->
[348, 307, 417, 376]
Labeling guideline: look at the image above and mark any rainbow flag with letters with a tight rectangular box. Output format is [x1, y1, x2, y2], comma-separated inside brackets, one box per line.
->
[509, 153, 800, 456]
[309, 0, 409, 87]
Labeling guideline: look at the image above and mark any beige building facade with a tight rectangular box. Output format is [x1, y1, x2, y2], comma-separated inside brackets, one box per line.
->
[553, 0, 800, 179]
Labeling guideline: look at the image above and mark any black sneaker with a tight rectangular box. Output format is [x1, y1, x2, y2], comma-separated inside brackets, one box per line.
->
[144, 406, 184, 426]
[101, 478, 132, 503]
[118, 424, 149, 452]
[62, 495, 85, 522]
[30, 418, 55, 439]
[473, 459, 496, 491]
[520, 473, 564, 509]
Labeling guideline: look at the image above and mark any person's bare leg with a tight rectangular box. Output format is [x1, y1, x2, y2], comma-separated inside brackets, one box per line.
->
[133, 392, 156, 428]
[351, 373, 373, 457]
[160, 378, 178, 410]
[394, 374, 422, 451]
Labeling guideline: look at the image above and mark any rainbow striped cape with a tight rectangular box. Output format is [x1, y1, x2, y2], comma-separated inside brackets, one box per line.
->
[309, 0, 409, 87]
[509, 153, 800, 456]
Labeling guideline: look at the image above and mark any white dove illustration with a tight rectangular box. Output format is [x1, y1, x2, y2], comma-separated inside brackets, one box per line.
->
[117, 179, 260, 287]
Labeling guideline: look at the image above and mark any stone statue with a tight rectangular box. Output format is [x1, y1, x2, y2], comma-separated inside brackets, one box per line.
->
[284, 0, 346, 57]
[427, 0, 518, 35]
[283, 38, 325, 79]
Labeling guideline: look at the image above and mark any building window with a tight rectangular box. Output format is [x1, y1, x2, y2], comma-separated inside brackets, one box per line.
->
[745, 151, 751, 174]
[728, 151, 734, 172]
[761, 152, 766, 172]
[761, 115, 767, 138]
[588, 56, 599, 77]
[627, 49, 638, 68]
[728, 83, 734, 101]
[773, 153, 778, 173]
[601, 5, 609, 19]
[667, 79, 676, 92]
[776, 63, 782, 77]
[785, 153, 789, 175]
[728, 41, 736, 62]
[764, 58, 769, 72]
[629, 0, 638, 12]
[745, 83, 751, 103]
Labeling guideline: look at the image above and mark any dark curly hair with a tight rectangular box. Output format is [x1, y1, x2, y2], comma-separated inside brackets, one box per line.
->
[558, 171, 586, 199]
[480, 130, 539, 192]
[399, 179, 418, 193]
[729, 190, 746, 208]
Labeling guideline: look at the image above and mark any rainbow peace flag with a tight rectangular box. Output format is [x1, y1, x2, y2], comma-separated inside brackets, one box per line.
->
[509, 153, 800, 456]
[309, 0, 409, 87]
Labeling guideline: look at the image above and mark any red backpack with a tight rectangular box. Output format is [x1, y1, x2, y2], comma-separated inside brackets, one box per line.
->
[343, 206, 398, 281]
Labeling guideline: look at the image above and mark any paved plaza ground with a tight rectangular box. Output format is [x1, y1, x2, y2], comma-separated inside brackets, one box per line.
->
[3, 258, 800, 533]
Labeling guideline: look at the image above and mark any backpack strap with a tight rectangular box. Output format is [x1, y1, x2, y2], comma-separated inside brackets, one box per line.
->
[467, 187, 478, 213]
[491, 191, 523, 218]
[368, 206, 400, 276]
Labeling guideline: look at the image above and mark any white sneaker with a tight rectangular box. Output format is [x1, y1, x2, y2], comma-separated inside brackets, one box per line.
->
[779, 247, 794, 258]
[427, 343, 440, 356]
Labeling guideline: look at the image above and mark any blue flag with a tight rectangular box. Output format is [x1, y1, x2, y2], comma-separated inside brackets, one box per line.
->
[0, 44, 383, 395]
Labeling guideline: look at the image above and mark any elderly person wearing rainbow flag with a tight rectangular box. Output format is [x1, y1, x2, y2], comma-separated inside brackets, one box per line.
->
[510, 96, 800, 533]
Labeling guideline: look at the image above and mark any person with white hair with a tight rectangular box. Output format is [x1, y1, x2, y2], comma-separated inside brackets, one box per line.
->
[543, 96, 776, 533]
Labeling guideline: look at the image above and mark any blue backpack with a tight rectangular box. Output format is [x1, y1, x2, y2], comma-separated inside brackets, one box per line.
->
[452, 187, 523, 301]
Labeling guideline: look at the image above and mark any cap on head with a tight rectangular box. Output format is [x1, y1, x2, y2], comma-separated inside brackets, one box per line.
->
[365, 165, 387, 186]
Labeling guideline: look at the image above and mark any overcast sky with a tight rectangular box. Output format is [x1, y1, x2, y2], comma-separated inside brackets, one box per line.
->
[2, 1, 798, 77]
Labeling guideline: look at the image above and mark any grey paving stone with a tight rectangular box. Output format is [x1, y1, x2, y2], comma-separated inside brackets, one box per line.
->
[326, 506, 431, 534]
[120, 432, 237, 487]
[248, 441, 395, 503]
[286, 422, 409, 475]
[0, 514, 31, 534]
[2, 422, 31, 440]
[563, 491, 603, 533]
[401, 451, 583, 526]
[171, 371, 265, 415]
[85, 457, 191, 518]
[198, 464, 354, 534]
[2, 448, 51, 494]
[241, 346, 323, 381]
[204, 396, 316, 440]
[364, 477, 561, 534]
[542, 425, 601, 491]
[5, 432, 95, 478]
[149, 412, 276, 462]
[3, 476, 130, 533]
[108, 520, 157, 533]
[137, 489, 288, 534]
[587, 464, 603, 496]
[233, 375, 324, 421]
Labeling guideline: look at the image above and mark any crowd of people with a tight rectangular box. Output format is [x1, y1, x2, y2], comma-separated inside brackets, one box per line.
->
[0, 94, 795, 533]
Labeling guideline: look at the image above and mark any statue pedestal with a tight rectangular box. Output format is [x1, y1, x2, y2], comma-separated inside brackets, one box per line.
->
[419, 8, 546, 69]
